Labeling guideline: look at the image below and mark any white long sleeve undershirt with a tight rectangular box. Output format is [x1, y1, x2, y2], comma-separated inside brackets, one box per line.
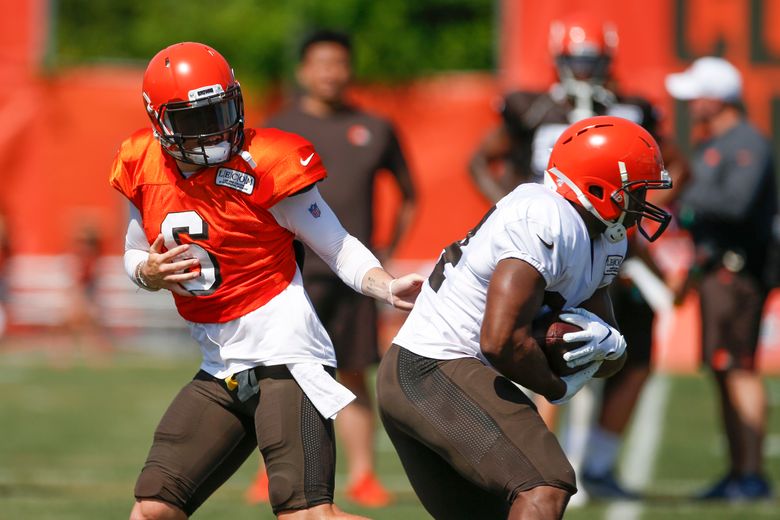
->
[123, 204, 149, 287]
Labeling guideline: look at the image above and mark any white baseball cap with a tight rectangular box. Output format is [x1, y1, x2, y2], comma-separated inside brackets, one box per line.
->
[665, 57, 742, 102]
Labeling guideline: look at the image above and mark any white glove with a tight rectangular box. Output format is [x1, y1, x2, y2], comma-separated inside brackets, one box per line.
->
[559, 308, 627, 369]
[549, 361, 602, 404]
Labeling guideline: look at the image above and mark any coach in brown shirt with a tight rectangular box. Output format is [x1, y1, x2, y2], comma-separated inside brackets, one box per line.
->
[246, 30, 416, 508]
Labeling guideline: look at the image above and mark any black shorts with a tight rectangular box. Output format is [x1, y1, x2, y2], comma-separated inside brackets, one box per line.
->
[376, 345, 576, 520]
[134, 367, 335, 516]
[699, 269, 768, 371]
[610, 281, 654, 367]
[305, 275, 379, 370]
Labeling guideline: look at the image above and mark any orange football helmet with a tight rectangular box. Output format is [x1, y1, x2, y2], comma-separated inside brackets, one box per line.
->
[545, 116, 672, 242]
[142, 42, 244, 166]
[549, 13, 617, 83]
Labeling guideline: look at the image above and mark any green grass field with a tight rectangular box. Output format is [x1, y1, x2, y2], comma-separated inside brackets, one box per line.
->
[1, 344, 779, 519]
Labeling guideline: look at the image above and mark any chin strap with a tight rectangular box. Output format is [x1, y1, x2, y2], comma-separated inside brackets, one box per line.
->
[240, 150, 257, 169]
[603, 221, 626, 242]
[545, 167, 627, 243]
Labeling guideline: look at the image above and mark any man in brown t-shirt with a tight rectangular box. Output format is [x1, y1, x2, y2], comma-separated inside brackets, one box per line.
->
[246, 30, 416, 508]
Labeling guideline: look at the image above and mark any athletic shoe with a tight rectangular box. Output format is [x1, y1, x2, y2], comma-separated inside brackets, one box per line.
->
[244, 470, 270, 504]
[737, 474, 772, 500]
[697, 473, 742, 500]
[697, 473, 771, 501]
[347, 472, 393, 508]
[580, 470, 641, 500]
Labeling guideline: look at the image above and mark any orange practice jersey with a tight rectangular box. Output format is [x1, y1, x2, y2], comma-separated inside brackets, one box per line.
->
[109, 127, 327, 323]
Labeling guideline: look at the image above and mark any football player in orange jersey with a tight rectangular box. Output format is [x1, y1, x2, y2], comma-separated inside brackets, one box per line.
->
[110, 42, 424, 520]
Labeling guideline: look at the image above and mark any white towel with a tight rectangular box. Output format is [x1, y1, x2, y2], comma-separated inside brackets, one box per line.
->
[620, 258, 673, 313]
[287, 363, 356, 420]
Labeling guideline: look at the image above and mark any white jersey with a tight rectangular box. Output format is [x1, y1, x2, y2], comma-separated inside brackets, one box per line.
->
[188, 266, 335, 378]
[393, 183, 627, 362]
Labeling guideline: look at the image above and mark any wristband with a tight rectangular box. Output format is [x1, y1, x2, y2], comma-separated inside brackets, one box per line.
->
[134, 261, 160, 292]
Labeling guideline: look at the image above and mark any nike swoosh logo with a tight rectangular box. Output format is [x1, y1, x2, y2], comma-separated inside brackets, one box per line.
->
[598, 329, 612, 344]
[536, 234, 553, 250]
[300, 153, 315, 167]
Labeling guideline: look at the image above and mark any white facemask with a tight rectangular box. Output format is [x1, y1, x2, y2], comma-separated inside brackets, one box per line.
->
[198, 141, 232, 165]
[167, 140, 232, 166]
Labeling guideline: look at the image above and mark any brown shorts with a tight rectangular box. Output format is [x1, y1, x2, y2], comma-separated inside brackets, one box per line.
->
[305, 275, 379, 370]
[134, 367, 336, 516]
[699, 269, 768, 371]
[376, 345, 576, 519]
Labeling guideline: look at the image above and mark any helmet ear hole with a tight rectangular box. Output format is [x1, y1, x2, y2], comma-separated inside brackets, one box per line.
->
[588, 185, 604, 199]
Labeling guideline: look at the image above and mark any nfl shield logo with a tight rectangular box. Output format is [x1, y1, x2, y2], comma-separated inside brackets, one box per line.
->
[308, 203, 321, 218]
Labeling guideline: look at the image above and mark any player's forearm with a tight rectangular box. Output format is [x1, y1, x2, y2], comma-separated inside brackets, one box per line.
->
[269, 187, 381, 293]
[124, 249, 146, 276]
[329, 234, 383, 293]
[578, 287, 618, 328]
[123, 205, 155, 290]
[482, 333, 566, 400]
[360, 267, 394, 305]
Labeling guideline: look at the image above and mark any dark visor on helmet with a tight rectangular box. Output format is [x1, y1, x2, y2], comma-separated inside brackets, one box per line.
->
[163, 98, 239, 137]
[153, 84, 244, 166]
[613, 180, 672, 242]
[556, 54, 611, 81]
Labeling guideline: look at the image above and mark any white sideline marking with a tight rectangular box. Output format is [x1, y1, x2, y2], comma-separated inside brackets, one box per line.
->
[605, 374, 671, 520]
[766, 434, 780, 457]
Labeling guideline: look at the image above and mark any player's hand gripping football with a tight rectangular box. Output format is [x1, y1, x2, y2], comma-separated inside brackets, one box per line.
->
[558, 307, 627, 368]
[550, 361, 602, 404]
[139, 234, 201, 296]
[387, 273, 425, 311]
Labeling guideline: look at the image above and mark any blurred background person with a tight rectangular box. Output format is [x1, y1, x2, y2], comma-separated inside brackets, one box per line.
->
[246, 30, 416, 508]
[470, 13, 653, 198]
[666, 56, 777, 501]
[470, 12, 688, 502]
[65, 225, 111, 358]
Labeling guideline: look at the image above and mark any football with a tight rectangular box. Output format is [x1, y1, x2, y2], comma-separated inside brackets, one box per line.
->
[532, 313, 619, 378]
[534, 315, 585, 376]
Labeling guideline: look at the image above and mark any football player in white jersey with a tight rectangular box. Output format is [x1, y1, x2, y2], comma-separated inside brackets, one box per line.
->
[376, 116, 672, 520]
[470, 13, 689, 502]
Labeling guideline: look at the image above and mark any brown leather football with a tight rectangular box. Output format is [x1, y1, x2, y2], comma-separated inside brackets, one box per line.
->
[532, 313, 617, 378]
[539, 318, 586, 377]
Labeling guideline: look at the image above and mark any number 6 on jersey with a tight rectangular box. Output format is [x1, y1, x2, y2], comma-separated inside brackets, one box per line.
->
[161, 211, 222, 295]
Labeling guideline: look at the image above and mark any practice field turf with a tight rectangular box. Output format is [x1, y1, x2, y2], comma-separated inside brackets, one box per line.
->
[1, 345, 779, 519]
